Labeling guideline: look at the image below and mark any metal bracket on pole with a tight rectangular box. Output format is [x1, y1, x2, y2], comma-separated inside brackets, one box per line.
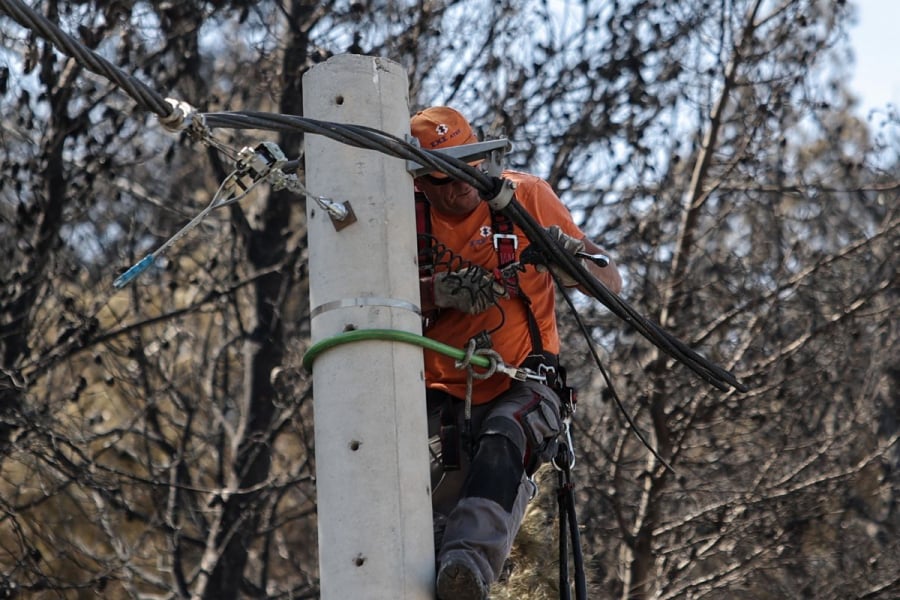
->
[406, 138, 511, 178]
[314, 196, 358, 231]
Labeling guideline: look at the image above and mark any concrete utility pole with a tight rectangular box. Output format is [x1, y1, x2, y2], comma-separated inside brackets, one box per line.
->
[303, 55, 434, 599]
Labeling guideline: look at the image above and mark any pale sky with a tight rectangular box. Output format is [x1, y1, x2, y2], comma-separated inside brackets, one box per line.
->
[848, 0, 900, 117]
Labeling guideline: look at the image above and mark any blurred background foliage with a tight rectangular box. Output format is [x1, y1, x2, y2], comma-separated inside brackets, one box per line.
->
[1, 0, 897, 598]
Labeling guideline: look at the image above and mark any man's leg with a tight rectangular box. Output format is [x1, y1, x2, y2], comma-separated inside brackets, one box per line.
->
[436, 381, 562, 598]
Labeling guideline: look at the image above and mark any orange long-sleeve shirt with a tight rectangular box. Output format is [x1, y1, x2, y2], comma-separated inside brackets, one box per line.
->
[423, 170, 585, 404]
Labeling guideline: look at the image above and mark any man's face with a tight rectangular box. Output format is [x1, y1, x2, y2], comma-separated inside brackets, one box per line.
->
[416, 175, 482, 217]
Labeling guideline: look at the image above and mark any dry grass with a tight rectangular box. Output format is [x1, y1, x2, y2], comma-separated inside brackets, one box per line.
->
[491, 466, 602, 599]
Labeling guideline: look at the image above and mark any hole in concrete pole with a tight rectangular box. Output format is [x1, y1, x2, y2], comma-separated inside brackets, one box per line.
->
[335, 95, 345, 105]
[350, 440, 361, 451]
[354, 554, 366, 567]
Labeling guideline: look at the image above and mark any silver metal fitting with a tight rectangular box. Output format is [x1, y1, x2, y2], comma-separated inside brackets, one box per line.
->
[485, 178, 516, 212]
[406, 138, 512, 178]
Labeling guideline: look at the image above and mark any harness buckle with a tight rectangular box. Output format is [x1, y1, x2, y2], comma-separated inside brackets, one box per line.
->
[494, 364, 546, 383]
[492, 233, 518, 251]
[537, 363, 557, 384]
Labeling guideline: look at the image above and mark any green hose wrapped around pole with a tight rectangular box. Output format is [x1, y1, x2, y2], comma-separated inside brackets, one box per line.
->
[302, 328, 492, 373]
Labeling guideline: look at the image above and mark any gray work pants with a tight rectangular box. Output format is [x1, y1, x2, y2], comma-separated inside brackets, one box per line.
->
[428, 379, 563, 585]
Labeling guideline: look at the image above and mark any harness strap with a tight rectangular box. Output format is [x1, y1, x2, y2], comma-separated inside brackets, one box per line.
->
[416, 191, 441, 328]
[490, 209, 520, 297]
[490, 209, 544, 355]
[416, 193, 545, 361]
[415, 191, 433, 276]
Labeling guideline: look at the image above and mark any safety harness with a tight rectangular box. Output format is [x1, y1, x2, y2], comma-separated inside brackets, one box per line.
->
[415, 191, 544, 360]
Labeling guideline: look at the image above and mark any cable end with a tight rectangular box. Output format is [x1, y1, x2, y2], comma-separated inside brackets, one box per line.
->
[113, 255, 155, 289]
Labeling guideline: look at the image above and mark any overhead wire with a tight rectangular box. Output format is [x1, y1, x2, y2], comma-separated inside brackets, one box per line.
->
[554, 275, 678, 474]
[203, 111, 489, 188]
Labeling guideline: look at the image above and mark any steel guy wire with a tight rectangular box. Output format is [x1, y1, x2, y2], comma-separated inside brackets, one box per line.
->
[113, 173, 256, 289]
[0, 0, 173, 118]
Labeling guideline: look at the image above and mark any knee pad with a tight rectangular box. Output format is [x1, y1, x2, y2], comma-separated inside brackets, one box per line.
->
[461, 434, 524, 512]
[483, 392, 563, 475]
[480, 415, 527, 454]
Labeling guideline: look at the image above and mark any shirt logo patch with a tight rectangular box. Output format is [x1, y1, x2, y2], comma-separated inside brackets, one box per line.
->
[479, 226, 492, 237]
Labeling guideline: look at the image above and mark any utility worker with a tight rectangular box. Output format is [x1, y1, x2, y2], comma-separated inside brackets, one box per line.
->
[411, 106, 622, 600]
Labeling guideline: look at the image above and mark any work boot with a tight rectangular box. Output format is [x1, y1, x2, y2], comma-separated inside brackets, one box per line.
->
[436, 555, 488, 600]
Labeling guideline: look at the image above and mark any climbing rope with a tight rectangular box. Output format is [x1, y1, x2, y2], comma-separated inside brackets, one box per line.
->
[301, 328, 543, 385]
[454, 339, 504, 449]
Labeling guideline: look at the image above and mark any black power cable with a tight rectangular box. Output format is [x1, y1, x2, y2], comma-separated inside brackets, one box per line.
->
[556, 442, 587, 600]
[203, 111, 491, 190]
[199, 111, 748, 393]
[553, 270, 679, 473]
[0, 0, 174, 118]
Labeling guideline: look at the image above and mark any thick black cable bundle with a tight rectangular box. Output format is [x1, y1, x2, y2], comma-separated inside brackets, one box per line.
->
[203, 112, 492, 190]
[213, 113, 745, 392]
[201, 111, 746, 390]
[172, 115, 748, 392]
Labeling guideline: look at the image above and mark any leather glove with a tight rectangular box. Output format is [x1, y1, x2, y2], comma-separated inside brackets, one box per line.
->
[535, 225, 585, 287]
[431, 266, 507, 314]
